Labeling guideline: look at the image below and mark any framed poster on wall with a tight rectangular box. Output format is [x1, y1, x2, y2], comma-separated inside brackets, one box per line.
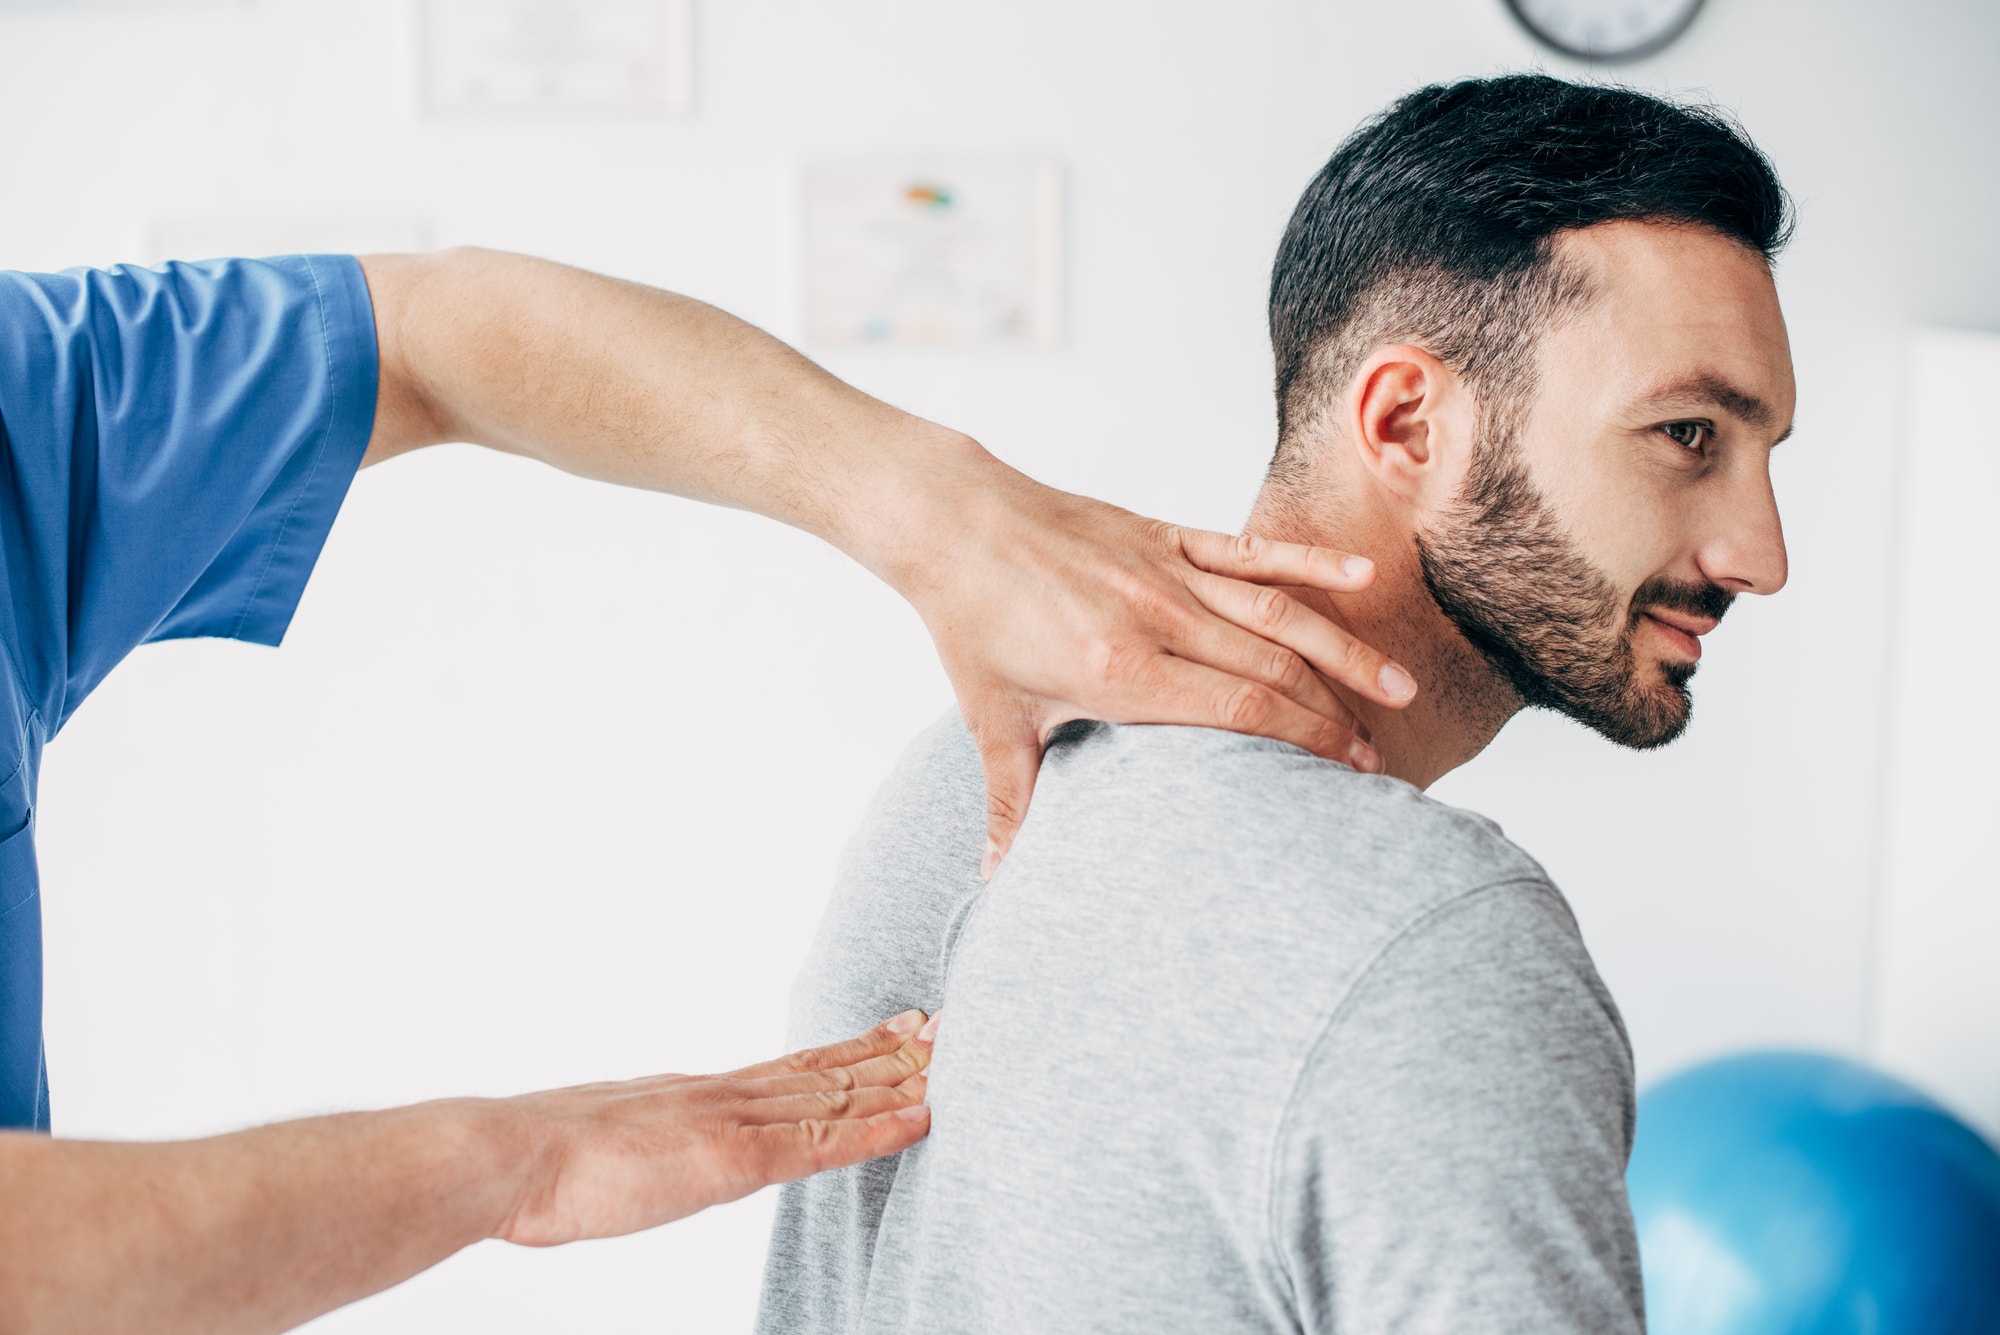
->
[422, 0, 693, 116]
[803, 163, 1064, 348]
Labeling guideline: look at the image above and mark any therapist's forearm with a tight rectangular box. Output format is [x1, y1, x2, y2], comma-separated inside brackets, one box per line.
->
[0, 1101, 509, 1335]
[357, 247, 967, 590]
[0, 1015, 932, 1335]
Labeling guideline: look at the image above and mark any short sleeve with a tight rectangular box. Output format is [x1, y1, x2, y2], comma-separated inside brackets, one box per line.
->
[1274, 881, 1645, 1334]
[0, 256, 378, 732]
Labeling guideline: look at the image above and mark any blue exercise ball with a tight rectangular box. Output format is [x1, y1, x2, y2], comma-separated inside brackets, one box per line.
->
[1628, 1050, 2000, 1334]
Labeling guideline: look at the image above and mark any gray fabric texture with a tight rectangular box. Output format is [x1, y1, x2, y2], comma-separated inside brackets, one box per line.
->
[757, 713, 1645, 1334]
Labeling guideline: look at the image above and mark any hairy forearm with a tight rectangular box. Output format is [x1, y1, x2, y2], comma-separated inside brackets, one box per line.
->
[0, 1020, 935, 1334]
[357, 247, 991, 588]
[0, 1102, 513, 1335]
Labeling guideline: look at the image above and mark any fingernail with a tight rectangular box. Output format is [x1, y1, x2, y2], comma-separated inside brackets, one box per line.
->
[886, 1009, 925, 1037]
[1350, 742, 1382, 774]
[1378, 663, 1417, 702]
[1341, 555, 1373, 580]
[895, 1103, 931, 1123]
[917, 1014, 941, 1044]
[980, 840, 1001, 883]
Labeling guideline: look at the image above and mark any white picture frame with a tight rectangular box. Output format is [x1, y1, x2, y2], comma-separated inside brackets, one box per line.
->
[803, 163, 1064, 348]
[421, 0, 693, 117]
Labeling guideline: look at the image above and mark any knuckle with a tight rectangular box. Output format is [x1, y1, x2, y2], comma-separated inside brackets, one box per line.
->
[818, 1088, 856, 1118]
[986, 784, 1028, 827]
[1249, 585, 1292, 632]
[984, 759, 1032, 823]
[802, 1118, 842, 1165]
[1122, 580, 1180, 630]
[1219, 681, 1276, 733]
[1262, 647, 1309, 695]
[780, 1047, 829, 1075]
[1337, 634, 1374, 677]
[1231, 532, 1263, 566]
[1084, 636, 1148, 690]
[709, 1077, 761, 1113]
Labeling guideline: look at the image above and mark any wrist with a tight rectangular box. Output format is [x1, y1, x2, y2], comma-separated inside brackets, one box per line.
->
[428, 1098, 549, 1244]
[829, 421, 1019, 605]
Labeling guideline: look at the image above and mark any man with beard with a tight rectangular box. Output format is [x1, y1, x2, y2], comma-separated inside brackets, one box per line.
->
[757, 73, 1794, 1334]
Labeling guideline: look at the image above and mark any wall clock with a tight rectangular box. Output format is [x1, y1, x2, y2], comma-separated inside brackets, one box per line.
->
[1505, 0, 1706, 61]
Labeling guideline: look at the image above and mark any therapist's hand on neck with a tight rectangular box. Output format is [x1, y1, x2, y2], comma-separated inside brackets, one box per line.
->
[359, 249, 1418, 876]
[861, 452, 1416, 877]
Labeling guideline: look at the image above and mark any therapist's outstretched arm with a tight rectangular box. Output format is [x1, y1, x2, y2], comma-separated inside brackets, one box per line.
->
[357, 249, 1416, 876]
[0, 1012, 933, 1335]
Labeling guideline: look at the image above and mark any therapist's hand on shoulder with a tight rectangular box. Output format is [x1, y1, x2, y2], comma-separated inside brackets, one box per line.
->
[490, 1010, 937, 1245]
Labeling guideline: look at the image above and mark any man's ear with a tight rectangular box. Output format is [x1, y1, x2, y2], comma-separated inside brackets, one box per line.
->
[1344, 345, 1476, 506]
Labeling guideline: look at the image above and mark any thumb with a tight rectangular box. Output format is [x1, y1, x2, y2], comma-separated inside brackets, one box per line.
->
[973, 721, 1045, 883]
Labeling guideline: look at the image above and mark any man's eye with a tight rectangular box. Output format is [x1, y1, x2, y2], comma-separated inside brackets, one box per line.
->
[1661, 421, 1708, 453]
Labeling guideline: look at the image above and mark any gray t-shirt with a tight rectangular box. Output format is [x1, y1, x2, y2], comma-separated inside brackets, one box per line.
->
[758, 715, 1644, 1334]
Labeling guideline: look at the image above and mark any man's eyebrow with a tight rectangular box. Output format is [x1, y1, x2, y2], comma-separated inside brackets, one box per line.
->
[1635, 373, 1781, 434]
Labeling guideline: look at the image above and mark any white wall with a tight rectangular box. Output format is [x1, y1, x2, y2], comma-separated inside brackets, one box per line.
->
[1874, 329, 2000, 1143]
[2, 1, 1996, 1330]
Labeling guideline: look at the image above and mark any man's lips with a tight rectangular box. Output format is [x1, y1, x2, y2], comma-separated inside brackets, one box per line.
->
[1640, 608, 1718, 661]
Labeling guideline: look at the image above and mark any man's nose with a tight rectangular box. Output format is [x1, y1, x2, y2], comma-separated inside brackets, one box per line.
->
[1697, 468, 1789, 596]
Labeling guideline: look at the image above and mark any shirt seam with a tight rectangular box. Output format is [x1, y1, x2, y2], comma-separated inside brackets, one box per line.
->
[0, 299, 62, 714]
[0, 737, 30, 829]
[227, 256, 343, 641]
[0, 879, 39, 923]
[1260, 874, 1563, 1314]
[0, 564, 37, 726]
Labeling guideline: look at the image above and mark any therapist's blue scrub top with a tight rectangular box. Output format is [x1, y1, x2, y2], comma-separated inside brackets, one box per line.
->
[0, 255, 378, 1131]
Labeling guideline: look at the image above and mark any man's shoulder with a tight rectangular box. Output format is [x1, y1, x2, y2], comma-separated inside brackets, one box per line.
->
[1022, 719, 1557, 923]
[786, 712, 988, 1048]
[852, 710, 987, 848]
[820, 712, 1590, 1046]
[866, 711, 1553, 892]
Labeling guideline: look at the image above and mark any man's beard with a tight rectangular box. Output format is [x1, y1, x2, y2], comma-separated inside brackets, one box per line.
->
[1412, 433, 1734, 750]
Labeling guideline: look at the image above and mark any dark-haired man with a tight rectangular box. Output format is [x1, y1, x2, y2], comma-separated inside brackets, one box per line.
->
[757, 75, 1795, 1333]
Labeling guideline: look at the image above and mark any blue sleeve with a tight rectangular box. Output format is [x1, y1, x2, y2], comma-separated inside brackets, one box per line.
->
[0, 256, 378, 732]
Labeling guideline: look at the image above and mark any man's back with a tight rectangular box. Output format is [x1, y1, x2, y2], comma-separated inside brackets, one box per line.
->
[759, 715, 1645, 1334]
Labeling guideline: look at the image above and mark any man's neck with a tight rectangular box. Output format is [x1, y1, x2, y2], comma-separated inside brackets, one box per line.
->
[1247, 495, 1520, 789]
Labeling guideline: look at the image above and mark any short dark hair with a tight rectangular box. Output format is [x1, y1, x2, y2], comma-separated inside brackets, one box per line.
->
[1267, 75, 1791, 467]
